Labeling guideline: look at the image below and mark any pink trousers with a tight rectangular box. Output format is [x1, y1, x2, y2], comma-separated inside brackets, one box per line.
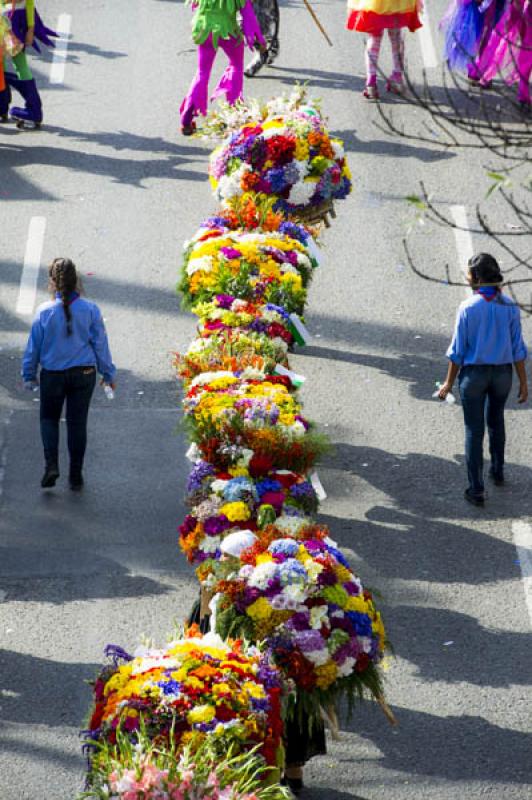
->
[180, 34, 244, 125]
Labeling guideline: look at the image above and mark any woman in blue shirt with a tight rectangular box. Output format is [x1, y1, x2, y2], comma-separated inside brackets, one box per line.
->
[439, 253, 528, 506]
[22, 258, 116, 490]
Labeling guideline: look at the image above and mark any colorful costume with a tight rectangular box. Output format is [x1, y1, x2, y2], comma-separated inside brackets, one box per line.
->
[0, 0, 57, 126]
[180, 0, 264, 133]
[440, 0, 505, 76]
[476, 0, 532, 104]
[346, 0, 422, 97]
[244, 0, 280, 77]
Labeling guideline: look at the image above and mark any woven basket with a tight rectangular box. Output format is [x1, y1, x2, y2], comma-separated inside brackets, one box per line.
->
[293, 199, 337, 228]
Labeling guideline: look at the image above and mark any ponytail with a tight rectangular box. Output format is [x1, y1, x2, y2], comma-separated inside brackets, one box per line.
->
[48, 258, 78, 336]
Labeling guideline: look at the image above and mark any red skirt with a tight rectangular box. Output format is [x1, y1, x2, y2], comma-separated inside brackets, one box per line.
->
[347, 8, 422, 34]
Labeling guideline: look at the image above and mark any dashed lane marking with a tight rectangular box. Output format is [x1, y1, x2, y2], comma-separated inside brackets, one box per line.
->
[450, 205, 474, 287]
[49, 14, 72, 85]
[512, 521, 532, 628]
[418, 5, 438, 70]
[16, 217, 46, 316]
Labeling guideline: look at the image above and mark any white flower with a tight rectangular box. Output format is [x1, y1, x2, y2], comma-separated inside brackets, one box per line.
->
[190, 370, 235, 387]
[186, 443, 201, 463]
[282, 584, 307, 605]
[199, 536, 221, 555]
[232, 299, 248, 311]
[239, 564, 254, 579]
[332, 140, 345, 159]
[359, 636, 373, 654]
[337, 657, 356, 677]
[310, 606, 328, 630]
[210, 479, 229, 494]
[186, 255, 215, 276]
[304, 648, 330, 666]
[249, 562, 279, 589]
[237, 448, 254, 467]
[290, 420, 307, 438]
[275, 515, 308, 536]
[288, 180, 317, 207]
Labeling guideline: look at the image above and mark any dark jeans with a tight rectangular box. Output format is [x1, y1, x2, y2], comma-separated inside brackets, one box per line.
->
[458, 364, 513, 496]
[40, 366, 96, 474]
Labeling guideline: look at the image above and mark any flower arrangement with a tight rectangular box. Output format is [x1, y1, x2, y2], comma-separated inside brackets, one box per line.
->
[86, 632, 287, 771]
[179, 459, 320, 568]
[179, 227, 318, 315]
[182, 372, 328, 475]
[207, 93, 352, 217]
[211, 529, 387, 721]
[82, 723, 290, 800]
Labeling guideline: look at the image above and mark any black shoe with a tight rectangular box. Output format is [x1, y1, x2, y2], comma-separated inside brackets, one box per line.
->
[489, 469, 505, 487]
[282, 777, 304, 796]
[41, 464, 59, 488]
[266, 39, 279, 65]
[69, 473, 84, 491]
[464, 488, 484, 507]
[245, 50, 267, 78]
[181, 122, 196, 136]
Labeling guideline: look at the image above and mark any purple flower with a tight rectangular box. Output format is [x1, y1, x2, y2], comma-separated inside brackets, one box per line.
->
[344, 581, 361, 596]
[286, 611, 311, 632]
[215, 294, 235, 309]
[294, 630, 326, 652]
[187, 461, 215, 493]
[203, 515, 231, 536]
[220, 247, 241, 260]
[317, 570, 337, 588]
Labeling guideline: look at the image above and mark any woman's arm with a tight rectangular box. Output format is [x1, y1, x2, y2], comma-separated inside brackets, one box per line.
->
[89, 306, 117, 386]
[438, 360, 460, 399]
[21, 315, 43, 383]
[514, 360, 528, 404]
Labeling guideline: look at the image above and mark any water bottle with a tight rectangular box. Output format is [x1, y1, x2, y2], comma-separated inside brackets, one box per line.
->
[103, 384, 115, 401]
[432, 383, 456, 404]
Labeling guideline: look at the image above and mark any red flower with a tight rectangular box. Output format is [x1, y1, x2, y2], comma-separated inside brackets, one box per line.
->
[249, 453, 275, 477]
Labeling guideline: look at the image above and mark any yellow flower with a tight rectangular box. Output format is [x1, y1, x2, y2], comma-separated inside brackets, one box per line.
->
[255, 553, 274, 565]
[315, 662, 338, 689]
[243, 681, 266, 699]
[220, 501, 251, 522]
[334, 565, 352, 583]
[188, 705, 216, 724]
[104, 665, 133, 696]
[228, 466, 249, 477]
[345, 596, 368, 613]
[247, 596, 273, 621]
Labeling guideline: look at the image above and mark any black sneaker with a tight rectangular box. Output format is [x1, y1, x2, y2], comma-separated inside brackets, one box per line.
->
[488, 469, 505, 487]
[69, 473, 84, 491]
[41, 464, 59, 488]
[245, 50, 267, 78]
[282, 777, 304, 796]
[464, 488, 484, 507]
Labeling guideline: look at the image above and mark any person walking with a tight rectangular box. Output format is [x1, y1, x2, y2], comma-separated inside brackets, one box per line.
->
[22, 258, 116, 491]
[438, 253, 528, 506]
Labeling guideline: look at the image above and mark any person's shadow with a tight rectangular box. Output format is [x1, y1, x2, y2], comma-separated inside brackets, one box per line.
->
[325, 443, 532, 521]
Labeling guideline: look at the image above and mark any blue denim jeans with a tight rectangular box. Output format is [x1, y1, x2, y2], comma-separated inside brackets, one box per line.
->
[40, 366, 96, 474]
[458, 364, 513, 496]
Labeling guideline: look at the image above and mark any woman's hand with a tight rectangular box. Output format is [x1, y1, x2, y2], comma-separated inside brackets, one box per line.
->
[438, 381, 453, 400]
[25, 27, 34, 47]
[518, 382, 528, 404]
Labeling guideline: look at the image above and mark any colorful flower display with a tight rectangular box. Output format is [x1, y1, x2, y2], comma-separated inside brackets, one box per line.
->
[86, 632, 287, 771]
[82, 734, 290, 800]
[212, 528, 386, 718]
[208, 95, 352, 216]
[81, 93, 391, 799]
[179, 226, 318, 315]
[179, 459, 319, 568]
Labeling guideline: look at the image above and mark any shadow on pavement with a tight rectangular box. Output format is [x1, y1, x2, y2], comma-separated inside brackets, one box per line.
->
[340, 704, 532, 784]
[318, 506, 521, 585]
[389, 604, 531, 688]
[326, 443, 532, 520]
[0, 649, 96, 727]
[332, 128, 455, 163]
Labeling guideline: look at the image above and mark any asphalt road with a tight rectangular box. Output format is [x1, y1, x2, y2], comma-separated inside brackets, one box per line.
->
[1, 1, 531, 798]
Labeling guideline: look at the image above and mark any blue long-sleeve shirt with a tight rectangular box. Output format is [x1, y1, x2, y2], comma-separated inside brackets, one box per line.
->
[22, 294, 116, 383]
[446, 292, 528, 366]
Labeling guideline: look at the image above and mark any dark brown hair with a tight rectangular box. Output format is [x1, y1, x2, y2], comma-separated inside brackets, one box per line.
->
[48, 258, 78, 336]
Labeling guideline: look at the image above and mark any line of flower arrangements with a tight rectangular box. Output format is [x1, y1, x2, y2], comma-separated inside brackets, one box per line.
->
[80, 90, 391, 800]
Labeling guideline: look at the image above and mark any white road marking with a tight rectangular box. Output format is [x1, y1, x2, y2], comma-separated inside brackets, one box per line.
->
[16, 217, 46, 316]
[450, 205, 474, 288]
[49, 14, 72, 85]
[512, 521, 532, 628]
[418, 5, 438, 70]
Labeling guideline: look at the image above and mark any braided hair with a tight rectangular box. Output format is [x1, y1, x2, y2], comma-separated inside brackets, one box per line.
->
[48, 258, 78, 336]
